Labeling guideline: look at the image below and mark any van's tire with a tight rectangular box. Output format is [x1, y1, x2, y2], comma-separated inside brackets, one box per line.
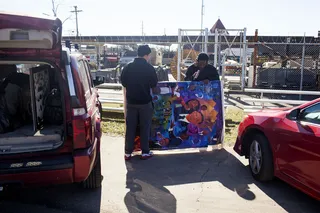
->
[248, 133, 274, 182]
[82, 152, 102, 189]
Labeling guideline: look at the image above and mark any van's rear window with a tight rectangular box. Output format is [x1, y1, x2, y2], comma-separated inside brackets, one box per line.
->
[10, 31, 29, 40]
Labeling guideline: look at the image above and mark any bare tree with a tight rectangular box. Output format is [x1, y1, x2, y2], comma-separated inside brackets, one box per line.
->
[51, 0, 59, 17]
[51, 0, 67, 17]
[50, 0, 72, 24]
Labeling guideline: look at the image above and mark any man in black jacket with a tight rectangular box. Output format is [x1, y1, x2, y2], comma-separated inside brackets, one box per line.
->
[121, 45, 158, 160]
[184, 53, 220, 82]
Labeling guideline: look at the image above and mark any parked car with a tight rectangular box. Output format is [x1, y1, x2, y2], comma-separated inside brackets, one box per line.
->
[234, 98, 320, 200]
[182, 58, 194, 68]
[0, 12, 102, 189]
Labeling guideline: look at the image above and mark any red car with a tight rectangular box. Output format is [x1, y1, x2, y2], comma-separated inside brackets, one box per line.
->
[0, 12, 102, 189]
[234, 98, 320, 200]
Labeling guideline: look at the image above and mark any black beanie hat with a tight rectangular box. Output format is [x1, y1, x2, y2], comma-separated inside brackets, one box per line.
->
[197, 53, 209, 61]
[138, 45, 152, 57]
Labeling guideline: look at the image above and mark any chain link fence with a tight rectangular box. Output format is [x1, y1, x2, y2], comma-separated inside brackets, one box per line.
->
[246, 42, 320, 100]
[63, 35, 320, 98]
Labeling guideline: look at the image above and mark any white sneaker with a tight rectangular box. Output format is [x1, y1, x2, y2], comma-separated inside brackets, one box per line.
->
[125, 154, 131, 161]
[140, 151, 153, 160]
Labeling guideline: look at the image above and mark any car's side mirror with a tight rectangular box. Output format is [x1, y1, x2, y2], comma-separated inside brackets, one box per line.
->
[286, 109, 300, 120]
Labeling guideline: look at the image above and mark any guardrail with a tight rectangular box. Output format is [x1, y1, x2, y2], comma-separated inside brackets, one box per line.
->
[242, 88, 320, 113]
[97, 83, 230, 93]
[97, 83, 231, 112]
[97, 84, 124, 112]
[96, 83, 122, 89]
[244, 88, 320, 96]
[98, 90, 123, 95]
[98, 85, 320, 113]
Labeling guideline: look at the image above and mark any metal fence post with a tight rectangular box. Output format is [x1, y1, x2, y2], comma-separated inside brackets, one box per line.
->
[299, 34, 306, 100]
[218, 32, 223, 79]
[241, 28, 247, 91]
[177, 29, 182, 81]
[204, 28, 208, 54]
[214, 28, 218, 68]
[253, 29, 258, 88]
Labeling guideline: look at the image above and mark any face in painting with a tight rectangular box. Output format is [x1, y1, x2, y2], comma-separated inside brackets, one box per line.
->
[186, 111, 203, 124]
[200, 105, 207, 111]
[187, 100, 199, 110]
[164, 101, 171, 109]
[187, 123, 198, 135]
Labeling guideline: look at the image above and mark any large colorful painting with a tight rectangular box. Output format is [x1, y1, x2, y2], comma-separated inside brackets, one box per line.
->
[134, 80, 224, 151]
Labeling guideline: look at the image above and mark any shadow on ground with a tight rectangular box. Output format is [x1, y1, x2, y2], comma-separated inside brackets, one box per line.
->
[225, 119, 241, 134]
[124, 148, 320, 213]
[0, 146, 319, 213]
[102, 111, 125, 123]
[0, 184, 102, 213]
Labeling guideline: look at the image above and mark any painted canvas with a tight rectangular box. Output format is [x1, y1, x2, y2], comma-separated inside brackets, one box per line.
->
[134, 80, 224, 151]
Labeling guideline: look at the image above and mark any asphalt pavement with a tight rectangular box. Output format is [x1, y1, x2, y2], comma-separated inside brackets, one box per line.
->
[0, 135, 319, 213]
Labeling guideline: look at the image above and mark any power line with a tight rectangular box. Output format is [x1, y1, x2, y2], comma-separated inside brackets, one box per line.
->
[70, 6, 83, 38]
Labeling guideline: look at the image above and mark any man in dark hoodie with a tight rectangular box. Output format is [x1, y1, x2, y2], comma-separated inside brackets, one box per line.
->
[121, 45, 158, 161]
[185, 53, 220, 82]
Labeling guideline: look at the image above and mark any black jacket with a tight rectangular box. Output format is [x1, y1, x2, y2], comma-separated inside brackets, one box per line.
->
[184, 64, 220, 81]
[121, 58, 158, 105]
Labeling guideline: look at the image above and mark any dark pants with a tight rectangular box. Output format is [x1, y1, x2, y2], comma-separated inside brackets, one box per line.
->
[125, 102, 153, 154]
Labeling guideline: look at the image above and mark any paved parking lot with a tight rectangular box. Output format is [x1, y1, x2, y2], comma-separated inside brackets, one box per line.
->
[0, 135, 319, 213]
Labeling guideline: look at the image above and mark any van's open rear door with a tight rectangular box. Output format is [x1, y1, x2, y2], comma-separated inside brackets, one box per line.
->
[0, 12, 62, 65]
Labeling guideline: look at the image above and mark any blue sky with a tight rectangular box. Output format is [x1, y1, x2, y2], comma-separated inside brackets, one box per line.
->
[1, 0, 319, 37]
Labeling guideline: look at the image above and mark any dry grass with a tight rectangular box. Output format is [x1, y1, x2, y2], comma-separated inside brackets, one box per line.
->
[101, 106, 244, 146]
[102, 103, 123, 108]
[101, 103, 125, 136]
[224, 107, 244, 146]
[101, 111, 125, 136]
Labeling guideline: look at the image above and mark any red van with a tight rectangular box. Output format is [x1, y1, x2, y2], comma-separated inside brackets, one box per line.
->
[0, 12, 102, 189]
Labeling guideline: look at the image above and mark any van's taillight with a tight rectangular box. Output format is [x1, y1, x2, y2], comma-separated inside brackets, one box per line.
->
[72, 108, 92, 149]
[73, 108, 86, 116]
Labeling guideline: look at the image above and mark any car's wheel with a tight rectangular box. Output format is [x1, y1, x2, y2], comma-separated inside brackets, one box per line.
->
[248, 133, 274, 182]
[82, 153, 103, 189]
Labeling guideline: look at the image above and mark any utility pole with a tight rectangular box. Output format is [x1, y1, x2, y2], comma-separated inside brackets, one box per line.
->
[201, 0, 205, 52]
[141, 21, 146, 43]
[71, 6, 83, 38]
[201, 0, 204, 31]
[141, 21, 144, 37]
